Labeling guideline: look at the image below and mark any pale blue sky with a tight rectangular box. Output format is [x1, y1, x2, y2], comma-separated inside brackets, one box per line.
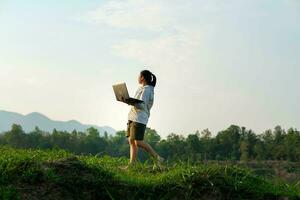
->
[0, 0, 299, 137]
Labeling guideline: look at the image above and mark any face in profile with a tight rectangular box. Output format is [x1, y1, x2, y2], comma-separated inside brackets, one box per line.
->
[138, 74, 144, 85]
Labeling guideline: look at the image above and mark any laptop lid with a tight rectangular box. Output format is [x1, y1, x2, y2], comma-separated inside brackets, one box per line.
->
[112, 83, 130, 101]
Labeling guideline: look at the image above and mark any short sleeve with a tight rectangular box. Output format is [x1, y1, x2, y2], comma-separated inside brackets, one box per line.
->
[134, 88, 150, 109]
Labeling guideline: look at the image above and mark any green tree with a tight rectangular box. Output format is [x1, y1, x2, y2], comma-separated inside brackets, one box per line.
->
[4, 124, 26, 148]
[186, 133, 201, 162]
[284, 128, 300, 161]
[200, 129, 213, 160]
[144, 128, 161, 147]
[215, 125, 241, 160]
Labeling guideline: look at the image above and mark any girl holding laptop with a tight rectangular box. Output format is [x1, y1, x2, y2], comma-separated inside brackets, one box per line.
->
[123, 70, 165, 168]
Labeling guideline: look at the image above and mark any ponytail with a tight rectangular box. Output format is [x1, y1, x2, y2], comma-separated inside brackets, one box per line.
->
[150, 73, 156, 87]
[140, 70, 157, 87]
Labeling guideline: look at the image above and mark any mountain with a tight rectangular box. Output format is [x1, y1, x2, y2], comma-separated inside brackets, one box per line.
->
[0, 110, 116, 136]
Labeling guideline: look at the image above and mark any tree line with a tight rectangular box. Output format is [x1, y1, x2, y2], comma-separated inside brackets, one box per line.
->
[0, 124, 299, 162]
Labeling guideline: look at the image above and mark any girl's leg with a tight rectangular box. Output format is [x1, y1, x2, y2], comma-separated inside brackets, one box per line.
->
[128, 138, 138, 164]
[135, 140, 160, 158]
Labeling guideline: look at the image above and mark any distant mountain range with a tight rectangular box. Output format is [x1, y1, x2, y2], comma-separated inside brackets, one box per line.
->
[0, 110, 116, 136]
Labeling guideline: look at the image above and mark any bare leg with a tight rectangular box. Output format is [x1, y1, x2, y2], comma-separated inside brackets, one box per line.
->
[128, 138, 138, 164]
[135, 140, 160, 158]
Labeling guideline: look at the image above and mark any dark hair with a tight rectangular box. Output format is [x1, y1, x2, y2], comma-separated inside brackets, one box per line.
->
[140, 70, 156, 87]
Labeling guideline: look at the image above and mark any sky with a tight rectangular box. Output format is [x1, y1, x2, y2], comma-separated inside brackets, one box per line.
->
[0, 0, 299, 138]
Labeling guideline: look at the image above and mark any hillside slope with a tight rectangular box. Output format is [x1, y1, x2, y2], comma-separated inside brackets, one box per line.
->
[0, 146, 299, 200]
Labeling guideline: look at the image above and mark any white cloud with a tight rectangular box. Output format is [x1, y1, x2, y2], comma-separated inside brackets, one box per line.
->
[112, 29, 204, 85]
[78, 0, 230, 32]
[77, 0, 239, 135]
[81, 0, 216, 101]
[78, 0, 232, 84]
[79, 0, 171, 31]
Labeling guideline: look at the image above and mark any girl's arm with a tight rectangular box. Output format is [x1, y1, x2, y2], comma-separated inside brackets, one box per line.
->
[125, 88, 150, 109]
[124, 99, 141, 106]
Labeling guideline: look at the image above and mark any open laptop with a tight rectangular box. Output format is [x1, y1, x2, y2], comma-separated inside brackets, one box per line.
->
[112, 83, 143, 104]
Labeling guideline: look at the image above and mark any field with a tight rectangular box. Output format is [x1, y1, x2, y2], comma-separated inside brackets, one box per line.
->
[202, 160, 300, 184]
[0, 146, 299, 200]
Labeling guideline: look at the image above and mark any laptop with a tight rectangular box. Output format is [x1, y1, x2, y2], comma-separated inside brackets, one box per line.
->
[112, 82, 144, 104]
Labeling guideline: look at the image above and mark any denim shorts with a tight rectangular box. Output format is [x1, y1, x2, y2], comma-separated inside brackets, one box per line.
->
[126, 120, 146, 140]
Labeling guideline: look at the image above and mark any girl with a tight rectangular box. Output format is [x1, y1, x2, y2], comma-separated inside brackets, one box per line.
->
[124, 70, 164, 167]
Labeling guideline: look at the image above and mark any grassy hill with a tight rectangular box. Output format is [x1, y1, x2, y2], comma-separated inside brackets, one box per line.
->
[0, 146, 299, 200]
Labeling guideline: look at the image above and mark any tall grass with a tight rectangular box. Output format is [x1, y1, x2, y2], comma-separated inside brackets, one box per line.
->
[0, 145, 299, 200]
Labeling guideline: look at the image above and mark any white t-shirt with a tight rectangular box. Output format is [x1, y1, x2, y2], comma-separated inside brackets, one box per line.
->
[128, 85, 154, 125]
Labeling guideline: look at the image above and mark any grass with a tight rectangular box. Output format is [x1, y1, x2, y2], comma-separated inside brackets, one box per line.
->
[0, 146, 299, 200]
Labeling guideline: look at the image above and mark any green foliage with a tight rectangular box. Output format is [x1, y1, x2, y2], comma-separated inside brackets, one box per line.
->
[0, 185, 19, 200]
[0, 124, 300, 164]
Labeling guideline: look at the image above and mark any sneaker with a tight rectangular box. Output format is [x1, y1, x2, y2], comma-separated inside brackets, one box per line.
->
[157, 156, 165, 164]
[119, 165, 129, 171]
[119, 162, 136, 171]
[153, 156, 165, 171]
